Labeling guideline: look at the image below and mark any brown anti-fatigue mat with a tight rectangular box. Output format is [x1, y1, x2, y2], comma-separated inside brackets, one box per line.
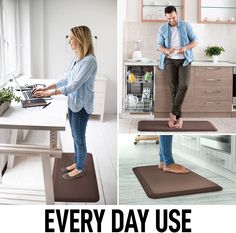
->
[138, 120, 217, 132]
[53, 153, 99, 202]
[133, 165, 222, 198]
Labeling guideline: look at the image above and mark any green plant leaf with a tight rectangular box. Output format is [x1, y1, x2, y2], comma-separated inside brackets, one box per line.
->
[204, 46, 225, 57]
[0, 87, 21, 105]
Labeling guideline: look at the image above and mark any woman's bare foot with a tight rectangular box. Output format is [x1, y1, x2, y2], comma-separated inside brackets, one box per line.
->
[159, 162, 164, 170]
[163, 163, 190, 174]
[66, 163, 76, 171]
[67, 168, 83, 177]
[174, 118, 183, 129]
[168, 112, 177, 128]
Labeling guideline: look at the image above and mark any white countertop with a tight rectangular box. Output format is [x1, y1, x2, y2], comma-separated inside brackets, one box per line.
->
[124, 60, 236, 67]
[192, 61, 236, 67]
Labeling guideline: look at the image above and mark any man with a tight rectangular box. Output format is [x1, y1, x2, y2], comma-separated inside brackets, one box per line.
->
[157, 6, 198, 128]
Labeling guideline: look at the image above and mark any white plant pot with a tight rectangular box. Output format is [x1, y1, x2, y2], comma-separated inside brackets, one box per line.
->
[212, 55, 219, 63]
[0, 101, 11, 116]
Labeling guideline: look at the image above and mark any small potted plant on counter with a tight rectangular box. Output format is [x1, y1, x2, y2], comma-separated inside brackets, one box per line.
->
[204, 46, 225, 63]
[0, 87, 21, 116]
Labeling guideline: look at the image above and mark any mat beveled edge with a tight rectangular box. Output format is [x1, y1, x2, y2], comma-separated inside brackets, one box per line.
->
[53, 153, 100, 202]
[137, 120, 218, 132]
[132, 165, 222, 199]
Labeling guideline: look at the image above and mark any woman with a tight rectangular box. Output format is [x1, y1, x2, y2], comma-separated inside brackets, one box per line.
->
[33, 26, 97, 180]
[159, 135, 189, 174]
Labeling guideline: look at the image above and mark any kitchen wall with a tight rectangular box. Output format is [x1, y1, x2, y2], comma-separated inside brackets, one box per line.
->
[29, 0, 117, 114]
[124, 0, 236, 63]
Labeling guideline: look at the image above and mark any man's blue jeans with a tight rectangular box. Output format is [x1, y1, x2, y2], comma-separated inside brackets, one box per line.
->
[68, 108, 90, 170]
[159, 135, 175, 165]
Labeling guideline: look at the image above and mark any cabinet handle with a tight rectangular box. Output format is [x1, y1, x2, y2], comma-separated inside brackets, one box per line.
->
[205, 90, 220, 93]
[206, 78, 221, 82]
[206, 67, 222, 70]
[205, 101, 220, 105]
[182, 136, 196, 140]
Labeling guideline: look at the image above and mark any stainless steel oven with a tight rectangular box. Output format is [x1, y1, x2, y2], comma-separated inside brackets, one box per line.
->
[200, 135, 231, 153]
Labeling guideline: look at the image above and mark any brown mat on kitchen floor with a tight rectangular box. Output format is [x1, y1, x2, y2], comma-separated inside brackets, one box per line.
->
[133, 165, 222, 198]
[53, 153, 99, 202]
[138, 120, 217, 132]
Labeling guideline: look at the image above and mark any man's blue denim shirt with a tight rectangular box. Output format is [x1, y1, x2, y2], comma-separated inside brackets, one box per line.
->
[157, 20, 198, 70]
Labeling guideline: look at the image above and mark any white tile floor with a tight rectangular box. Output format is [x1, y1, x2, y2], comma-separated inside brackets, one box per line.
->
[0, 114, 117, 205]
[119, 117, 236, 134]
[119, 134, 236, 205]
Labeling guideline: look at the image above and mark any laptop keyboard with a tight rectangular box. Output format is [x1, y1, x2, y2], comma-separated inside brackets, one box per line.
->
[23, 90, 34, 100]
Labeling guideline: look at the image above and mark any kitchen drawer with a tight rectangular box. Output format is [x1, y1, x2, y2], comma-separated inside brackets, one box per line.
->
[156, 67, 194, 78]
[201, 146, 231, 170]
[180, 135, 199, 151]
[195, 76, 232, 87]
[154, 96, 195, 112]
[195, 87, 232, 100]
[194, 99, 232, 112]
[94, 80, 106, 92]
[155, 72, 195, 97]
[156, 86, 194, 97]
[195, 66, 232, 78]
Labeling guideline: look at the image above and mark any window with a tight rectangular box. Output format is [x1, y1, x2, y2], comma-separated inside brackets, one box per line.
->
[0, 0, 20, 85]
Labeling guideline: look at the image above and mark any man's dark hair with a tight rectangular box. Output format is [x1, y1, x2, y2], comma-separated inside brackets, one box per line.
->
[164, 5, 177, 14]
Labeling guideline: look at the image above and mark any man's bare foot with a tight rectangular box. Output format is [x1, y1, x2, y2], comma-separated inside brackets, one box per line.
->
[163, 163, 190, 174]
[159, 162, 164, 170]
[168, 120, 175, 128]
[168, 112, 177, 128]
[174, 118, 183, 129]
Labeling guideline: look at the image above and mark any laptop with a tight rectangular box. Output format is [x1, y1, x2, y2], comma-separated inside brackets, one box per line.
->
[13, 77, 48, 108]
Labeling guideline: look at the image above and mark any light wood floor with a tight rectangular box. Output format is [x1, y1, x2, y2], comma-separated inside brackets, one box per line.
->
[0, 114, 117, 205]
[119, 117, 236, 134]
[119, 134, 236, 205]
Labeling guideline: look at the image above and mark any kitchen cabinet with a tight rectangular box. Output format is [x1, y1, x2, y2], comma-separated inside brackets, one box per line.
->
[141, 0, 185, 22]
[173, 135, 236, 174]
[93, 76, 107, 122]
[123, 63, 155, 116]
[198, 0, 236, 24]
[155, 65, 233, 117]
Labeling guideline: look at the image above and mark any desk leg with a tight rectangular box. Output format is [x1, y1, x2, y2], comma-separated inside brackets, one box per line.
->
[41, 130, 57, 205]
[41, 155, 55, 204]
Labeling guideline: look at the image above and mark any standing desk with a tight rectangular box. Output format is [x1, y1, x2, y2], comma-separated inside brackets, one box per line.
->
[0, 79, 67, 204]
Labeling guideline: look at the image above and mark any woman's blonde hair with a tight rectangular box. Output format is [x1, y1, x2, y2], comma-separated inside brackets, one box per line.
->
[71, 26, 95, 58]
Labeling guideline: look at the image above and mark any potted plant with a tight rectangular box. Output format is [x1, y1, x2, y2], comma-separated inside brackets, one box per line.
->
[0, 87, 21, 116]
[204, 46, 225, 63]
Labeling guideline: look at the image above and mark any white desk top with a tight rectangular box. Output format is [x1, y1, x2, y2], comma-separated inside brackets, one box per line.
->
[0, 78, 68, 131]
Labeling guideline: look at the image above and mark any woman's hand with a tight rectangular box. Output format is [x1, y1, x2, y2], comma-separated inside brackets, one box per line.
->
[32, 89, 53, 98]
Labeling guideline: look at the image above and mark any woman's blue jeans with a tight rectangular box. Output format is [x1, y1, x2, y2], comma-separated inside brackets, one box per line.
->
[159, 135, 174, 166]
[68, 108, 90, 170]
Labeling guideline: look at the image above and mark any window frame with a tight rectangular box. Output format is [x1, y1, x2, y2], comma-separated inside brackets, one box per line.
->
[0, 0, 21, 87]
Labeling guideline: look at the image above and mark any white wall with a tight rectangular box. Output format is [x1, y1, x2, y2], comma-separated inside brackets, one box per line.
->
[29, 0, 117, 114]
[123, 0, 236, 63]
